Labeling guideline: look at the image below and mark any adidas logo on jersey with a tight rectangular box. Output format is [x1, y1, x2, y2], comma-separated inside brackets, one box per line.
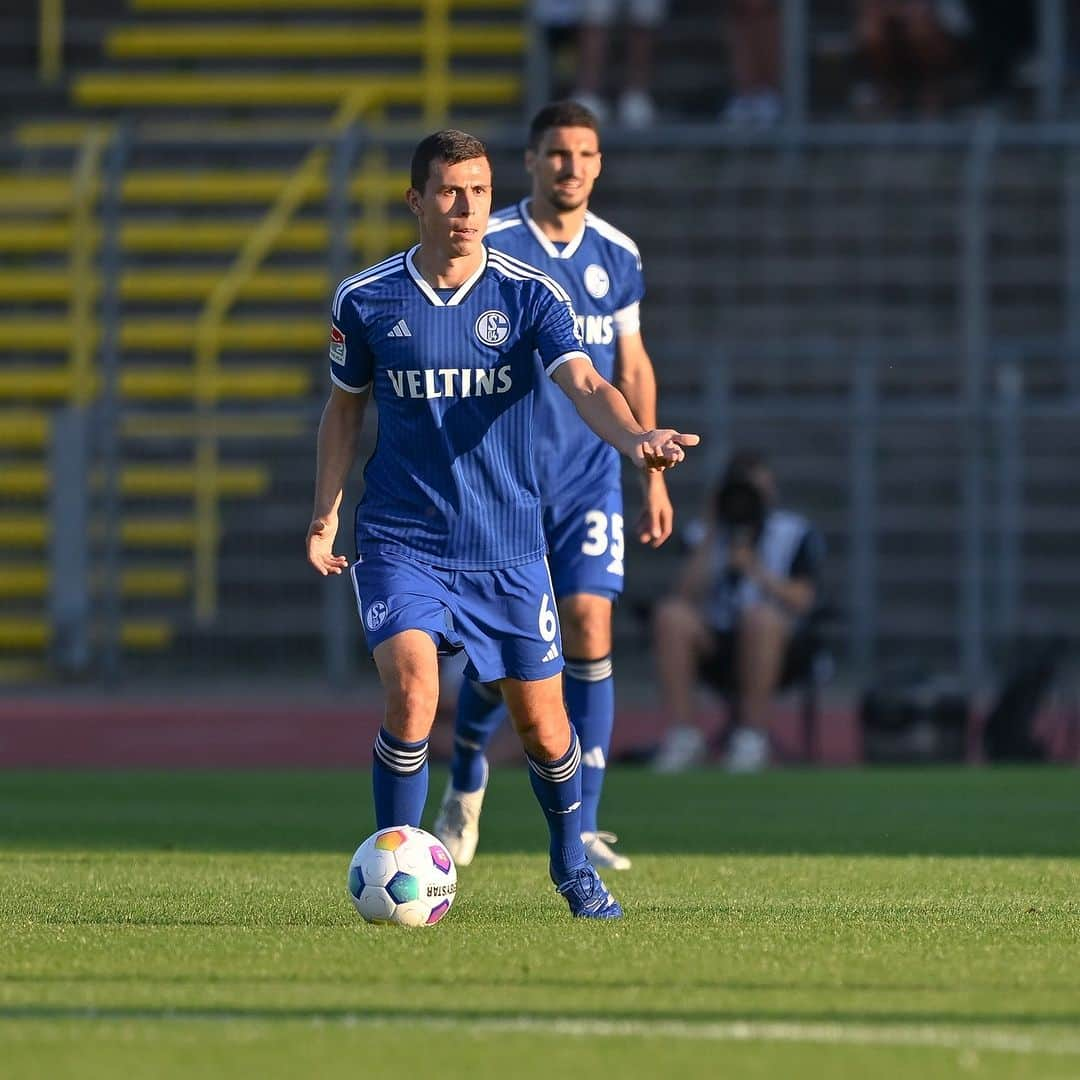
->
[541, 643, 560, 663]
[387, 319, 412, 338]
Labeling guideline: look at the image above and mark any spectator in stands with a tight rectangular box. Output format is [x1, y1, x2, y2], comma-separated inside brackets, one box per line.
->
[532, 0, 585, 100]
[961, 0, 1035, 109]
[571, 0, 666, 128]
[853, 0, 968, 118]
[650, 450, 826, 773]
[722, 0, 783, 128]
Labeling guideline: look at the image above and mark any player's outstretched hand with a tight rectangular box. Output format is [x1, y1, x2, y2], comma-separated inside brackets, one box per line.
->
[633, 430, 700, 472]
[306, 515, 349, 576]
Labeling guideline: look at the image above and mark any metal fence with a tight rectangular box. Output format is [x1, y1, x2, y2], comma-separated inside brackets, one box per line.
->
[30, 120, 1080, 689]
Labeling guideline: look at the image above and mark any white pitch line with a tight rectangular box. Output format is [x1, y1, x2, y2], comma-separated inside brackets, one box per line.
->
[16, 1012, 1078, 1056]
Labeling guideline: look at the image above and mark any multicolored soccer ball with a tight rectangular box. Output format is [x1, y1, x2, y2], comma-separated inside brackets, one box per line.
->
[347, 826, 457, 927]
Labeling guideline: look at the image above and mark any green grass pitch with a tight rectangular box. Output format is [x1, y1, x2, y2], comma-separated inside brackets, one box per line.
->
[2, 767, 1078, 1078]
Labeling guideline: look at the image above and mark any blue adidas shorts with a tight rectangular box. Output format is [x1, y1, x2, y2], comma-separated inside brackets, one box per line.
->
[543, 485, 625, 602]
[349, 552, 564, 683]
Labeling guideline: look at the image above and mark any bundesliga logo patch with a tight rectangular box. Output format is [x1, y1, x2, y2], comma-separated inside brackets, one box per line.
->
[475, 310, 511, 347]
[329, 324, 346, 365]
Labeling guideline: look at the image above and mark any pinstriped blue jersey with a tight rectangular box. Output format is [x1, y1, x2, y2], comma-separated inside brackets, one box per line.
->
[329, 244, 590, 569]
[485, 199, 646, 500]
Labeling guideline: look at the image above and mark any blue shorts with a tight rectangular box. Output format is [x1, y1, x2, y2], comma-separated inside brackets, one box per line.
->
[349, 553, 564, 683]
[542, 485, 625, 602]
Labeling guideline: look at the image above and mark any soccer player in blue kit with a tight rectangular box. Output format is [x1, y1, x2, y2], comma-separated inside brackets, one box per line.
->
[306, 129, 698, 918]
[434, 102, 669, 872]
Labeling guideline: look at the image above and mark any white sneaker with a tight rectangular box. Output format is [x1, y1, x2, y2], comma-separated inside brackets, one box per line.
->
[652, 725, 707, 774]
[721, 94, 756, 127]
[749, 91, 782, 128]
[582, 830, 632, 871]
[432, 764, 487, 867]
[725, 727, 769, 774]
[617, 89, 656, 129]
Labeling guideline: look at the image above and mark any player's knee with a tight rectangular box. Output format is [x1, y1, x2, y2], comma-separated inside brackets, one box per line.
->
[558, 596, 612, 658]
[512, 705, 570, 760]
[382, 684, 438, 740]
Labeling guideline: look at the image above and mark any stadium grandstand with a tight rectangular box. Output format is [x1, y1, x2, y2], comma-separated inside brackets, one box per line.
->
[1, 0, 1079, 730]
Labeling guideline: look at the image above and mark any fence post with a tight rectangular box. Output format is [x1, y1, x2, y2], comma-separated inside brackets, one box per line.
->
[49, 407, 90, 674]
[849, 351, 877, 679]
[782, 0, 807, 126]
[1038, 0, 1065, 122]
[995, 363, 1022, 654]
[704, 349, 731, 480]
[323, 122, 363, 686]
[959, 120, 994, 692]
[1065, 147, 1080, 397]
[97, 123, 131, 686]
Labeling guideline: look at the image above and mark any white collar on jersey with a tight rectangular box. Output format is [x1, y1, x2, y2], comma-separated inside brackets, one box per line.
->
[519, 198, 587, 260]
[405, 244, 488, 307]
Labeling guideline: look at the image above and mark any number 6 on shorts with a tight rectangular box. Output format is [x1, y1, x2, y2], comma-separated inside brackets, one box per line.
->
[538, 592, 557, 642]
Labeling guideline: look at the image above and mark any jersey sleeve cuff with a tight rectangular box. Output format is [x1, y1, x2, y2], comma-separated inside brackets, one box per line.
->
[330, 370, 372, 394]
[614, 302, 641, 336]
[545, 350, 591, 378]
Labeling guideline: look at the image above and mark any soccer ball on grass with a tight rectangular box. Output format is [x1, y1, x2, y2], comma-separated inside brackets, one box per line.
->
[347, 825, 457, 927]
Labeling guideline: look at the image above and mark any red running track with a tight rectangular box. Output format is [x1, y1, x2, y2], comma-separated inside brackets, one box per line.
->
[0, 698, 860, 768]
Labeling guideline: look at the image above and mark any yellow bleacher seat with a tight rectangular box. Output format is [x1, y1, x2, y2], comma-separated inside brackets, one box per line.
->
[0, 168, 411, 207]
[0, 177, 82, 214]
[0, 366, 313, 401]
[0, 516, 201, 549]
[0, 515, 47, 547]
[74, 72, 518, 109]
[0, 564, 190, 599]
[107, 25, 524, 59]
[0, 220, 415, 255]
[0, 617, 172, 650]
[0, 463, 269, 498]
[0, 412, 49, 448]
[0, 269, 329, 303]
[130, 0, 522, 10]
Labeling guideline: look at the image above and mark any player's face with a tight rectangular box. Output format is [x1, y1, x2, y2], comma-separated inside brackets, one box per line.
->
[526, 126, 602, 213]
[409, 155, 492, 258]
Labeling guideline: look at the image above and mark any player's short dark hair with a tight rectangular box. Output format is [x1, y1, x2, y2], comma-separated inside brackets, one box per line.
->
[527, 101, 601, 150]
[410, 129, 491, 192]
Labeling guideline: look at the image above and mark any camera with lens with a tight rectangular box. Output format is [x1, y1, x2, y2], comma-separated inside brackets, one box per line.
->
[713, 474, 766, 547]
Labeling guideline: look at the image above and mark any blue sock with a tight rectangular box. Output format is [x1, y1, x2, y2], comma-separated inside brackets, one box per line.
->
[564, 656, 615, 835]
[450, 679, 504, 792]
[372, 726, 429, 829]
[527, 729, 586, 882]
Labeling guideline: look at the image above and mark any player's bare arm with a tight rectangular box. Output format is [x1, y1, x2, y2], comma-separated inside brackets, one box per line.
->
[307, 383, 370, 576]
[552, 356, 699, 471]
[614, 331, 673, 547]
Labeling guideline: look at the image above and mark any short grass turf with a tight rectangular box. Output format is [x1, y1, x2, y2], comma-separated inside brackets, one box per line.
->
[1, 767, 1078, 1079]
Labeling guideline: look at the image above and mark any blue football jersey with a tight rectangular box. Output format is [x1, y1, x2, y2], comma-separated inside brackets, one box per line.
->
[485, 198, 646, 499]
[329, 244, 590, 569]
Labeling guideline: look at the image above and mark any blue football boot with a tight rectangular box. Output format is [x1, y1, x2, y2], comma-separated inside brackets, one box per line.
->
[553, 863, 624, 919]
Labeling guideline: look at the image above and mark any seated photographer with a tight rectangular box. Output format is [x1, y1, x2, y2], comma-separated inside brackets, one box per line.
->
[651, 450, 825, 773]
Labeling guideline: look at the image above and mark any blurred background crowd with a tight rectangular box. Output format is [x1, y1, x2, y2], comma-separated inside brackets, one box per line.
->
[1, 1, 1079, 769]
